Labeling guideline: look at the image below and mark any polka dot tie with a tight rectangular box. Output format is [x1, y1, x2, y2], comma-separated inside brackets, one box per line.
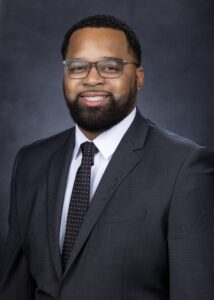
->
[61, 141, 98, 271]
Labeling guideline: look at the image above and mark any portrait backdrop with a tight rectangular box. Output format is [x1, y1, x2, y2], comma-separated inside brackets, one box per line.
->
[0, 0, 214, 275]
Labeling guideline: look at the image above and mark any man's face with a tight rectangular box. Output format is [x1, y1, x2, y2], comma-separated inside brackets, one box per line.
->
[63, 27, 144, 133]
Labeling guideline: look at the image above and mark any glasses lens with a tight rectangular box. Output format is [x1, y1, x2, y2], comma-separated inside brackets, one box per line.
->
[98, 60, 123, 78]
[64, 61, 89, 78]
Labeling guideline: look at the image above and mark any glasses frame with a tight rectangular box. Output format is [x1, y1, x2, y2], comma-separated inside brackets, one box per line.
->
[63, 58, 139, 79]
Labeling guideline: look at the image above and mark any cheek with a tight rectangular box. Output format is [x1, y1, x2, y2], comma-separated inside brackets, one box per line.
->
[64, 78, 79, 97]
[112, 77, 135, 97]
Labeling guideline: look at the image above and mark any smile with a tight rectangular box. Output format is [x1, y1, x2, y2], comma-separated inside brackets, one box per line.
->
[79, 91, 110, 106]
[82, 96, 107, 102]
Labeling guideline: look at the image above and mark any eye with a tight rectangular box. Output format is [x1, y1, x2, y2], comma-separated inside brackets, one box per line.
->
[67, 63, 88, 73]
[99, 62, 121, 73]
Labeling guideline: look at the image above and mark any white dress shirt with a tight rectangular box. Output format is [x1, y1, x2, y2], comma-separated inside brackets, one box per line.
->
[59, 108, 136, 250]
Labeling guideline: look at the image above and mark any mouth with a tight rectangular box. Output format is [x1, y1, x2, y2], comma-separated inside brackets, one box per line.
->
[78, 91, 110, 106]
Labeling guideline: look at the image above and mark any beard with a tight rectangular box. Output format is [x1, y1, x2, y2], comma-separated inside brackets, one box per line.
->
[63, 84, 137, 132]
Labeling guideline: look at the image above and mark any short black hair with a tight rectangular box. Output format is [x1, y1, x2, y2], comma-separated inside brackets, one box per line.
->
[61, 15, 142, 65]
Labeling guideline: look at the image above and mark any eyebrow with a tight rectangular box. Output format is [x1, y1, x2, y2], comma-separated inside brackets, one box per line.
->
[102, 56, 122, 60]
[66, 56, 122, 61]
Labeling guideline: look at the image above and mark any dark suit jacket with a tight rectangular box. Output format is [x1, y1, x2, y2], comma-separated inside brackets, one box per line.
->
[1, 111, 214, 300]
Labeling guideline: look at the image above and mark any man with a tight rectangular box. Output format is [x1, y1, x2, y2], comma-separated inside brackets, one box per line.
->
[0, 14, 214, 300]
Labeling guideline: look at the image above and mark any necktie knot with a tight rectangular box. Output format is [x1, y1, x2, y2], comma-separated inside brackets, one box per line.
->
[80, 142, 98, 165]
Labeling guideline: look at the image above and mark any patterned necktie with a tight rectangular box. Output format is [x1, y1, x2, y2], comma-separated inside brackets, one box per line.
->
[61, 141, 98, 271]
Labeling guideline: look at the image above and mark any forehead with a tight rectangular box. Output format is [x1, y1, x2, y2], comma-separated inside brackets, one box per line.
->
[66, 28, 133, 60]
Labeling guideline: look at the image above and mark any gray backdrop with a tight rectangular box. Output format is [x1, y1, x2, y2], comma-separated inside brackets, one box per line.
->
[0, 0, 214, 274]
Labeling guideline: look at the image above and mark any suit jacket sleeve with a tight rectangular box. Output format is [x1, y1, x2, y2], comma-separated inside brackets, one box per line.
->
[168, 147, 214, 299]
[0, 149, 36, 299]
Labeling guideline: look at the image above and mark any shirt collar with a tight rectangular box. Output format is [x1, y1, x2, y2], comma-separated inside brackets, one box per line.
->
[73, 107, 136, 160]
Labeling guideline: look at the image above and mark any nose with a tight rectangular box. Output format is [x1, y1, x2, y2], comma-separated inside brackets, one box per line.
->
[82, 65, 104, 86]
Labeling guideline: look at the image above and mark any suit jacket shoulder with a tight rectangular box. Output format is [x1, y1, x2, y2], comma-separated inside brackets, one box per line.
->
[124, 112, 211, 166]
[18, 127, 74, 160]
[14, 127, 74, 175]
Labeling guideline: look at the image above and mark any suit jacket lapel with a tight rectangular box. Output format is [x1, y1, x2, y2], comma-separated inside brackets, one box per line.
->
[47, 129, 75, 279]
[62, 111, 150, 279]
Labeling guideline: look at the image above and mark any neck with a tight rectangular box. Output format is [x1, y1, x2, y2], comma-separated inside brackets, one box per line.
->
[79, 127, 102, 140]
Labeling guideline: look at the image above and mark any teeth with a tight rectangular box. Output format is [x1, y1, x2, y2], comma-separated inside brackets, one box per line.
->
[84, 96, 105, 101]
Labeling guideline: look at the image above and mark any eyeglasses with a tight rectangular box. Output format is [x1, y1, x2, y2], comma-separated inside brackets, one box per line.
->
[63, 58, 139, 79]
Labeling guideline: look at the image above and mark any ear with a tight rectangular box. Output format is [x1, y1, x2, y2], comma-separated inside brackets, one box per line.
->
[136, 67, 144, 90]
